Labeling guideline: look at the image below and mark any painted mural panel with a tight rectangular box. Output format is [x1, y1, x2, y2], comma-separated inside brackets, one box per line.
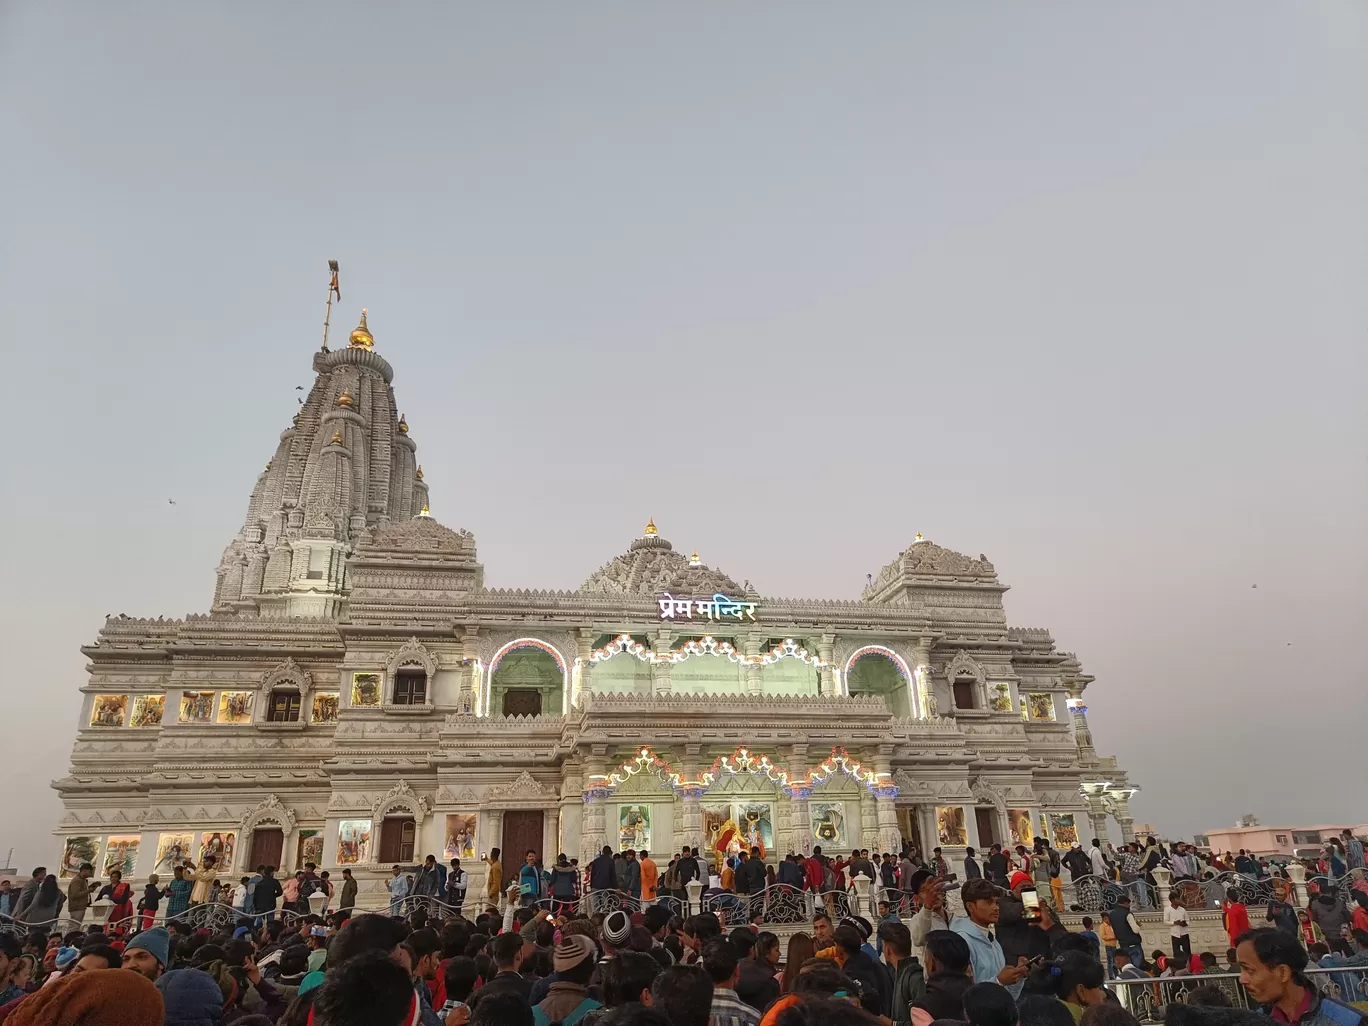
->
[351, 674, 380, 707]
[618, 805, 651, 851]
[810, 801, 847, 849]
[936, 806, 967, 846]
[337, 820, 372, 865]
[155, 833, 194, 872]
[61, 836, 100, 877]
[444, 815, 476, 861]
[131, 695, 165, 727]
[179, 692, 214, 723]
[217, 692, 254, 724]
[1049, 814, 1079, 846]
[199, 831, 237, 872]
[103, 836, 140, 877]
[90, 695, 128, 727]
[296, 830, 324, 870]
[1007, 809, 1035, 847]
[311, 693, 339, 723]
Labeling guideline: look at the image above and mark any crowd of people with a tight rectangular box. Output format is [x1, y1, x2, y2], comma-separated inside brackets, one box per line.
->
[0, 833, 1363, 1026]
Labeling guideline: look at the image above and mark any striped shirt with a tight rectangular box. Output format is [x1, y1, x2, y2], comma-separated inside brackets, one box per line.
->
[710, 988, 761, 1026]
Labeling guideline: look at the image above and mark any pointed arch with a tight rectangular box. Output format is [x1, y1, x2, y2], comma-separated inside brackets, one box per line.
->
[484, 638, 569, 717]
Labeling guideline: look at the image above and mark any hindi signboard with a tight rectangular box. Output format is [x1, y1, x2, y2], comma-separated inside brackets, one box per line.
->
[657, 592, 758, 622]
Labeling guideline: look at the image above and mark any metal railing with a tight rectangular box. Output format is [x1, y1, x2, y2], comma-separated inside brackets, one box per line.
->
[1107, 966, 1368, 1024]
[1063, 875, 1159, 913]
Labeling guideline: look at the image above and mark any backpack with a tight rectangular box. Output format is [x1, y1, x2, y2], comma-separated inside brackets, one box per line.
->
[662, 863, 680, 891]
[533, 997, 601, 1026]
[1048, 850, 1061, 878]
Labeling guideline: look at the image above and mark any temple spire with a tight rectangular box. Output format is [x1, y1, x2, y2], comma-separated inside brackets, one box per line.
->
[349, 308, 374, 350]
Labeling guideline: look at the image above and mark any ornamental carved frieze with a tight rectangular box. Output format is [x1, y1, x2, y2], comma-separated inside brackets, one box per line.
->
[942, 651, 986, 683]
[369, 780, 431, 824]
[260, 657, 314, 696]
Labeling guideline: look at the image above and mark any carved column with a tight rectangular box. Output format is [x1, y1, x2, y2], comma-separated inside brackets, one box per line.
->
[818, 636, 836, 698]
[913, 637, 935, 718]
[560, 768, 583, 865]
[651, 629, 672, 696]
[575, 629, 595, 707]
[872, 748, 901, 854]
[787, 744, 812, 854]
[1107, 791, 1136, 845]
[459, 628, 480, 715]
[860, 791, 879, 851]
[483, 809, 504, 859]
[743, 634, 763, 696]
[680, 746, 703, 854]
[581, 753, 608, 865]
[1067, 684, 1096, 758]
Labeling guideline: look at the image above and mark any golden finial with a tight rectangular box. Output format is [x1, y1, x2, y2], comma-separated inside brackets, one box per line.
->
[415, 465, 424, 481]
[292, 412, 301, 426]
[643, 517, 658, 537]
[330, 429, 343, 445]
[397, 414, 409, 435]
[689, 550, 701, 567]
[265, 461, 272, 471]
[348, 308, 373, 350]
[336, 388, 354, 408]
[914, 532, 924, 543]
[418, 503, 431, 517]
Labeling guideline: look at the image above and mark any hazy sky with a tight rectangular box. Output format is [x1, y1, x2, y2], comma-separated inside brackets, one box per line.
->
[1, 3, 1365, 868]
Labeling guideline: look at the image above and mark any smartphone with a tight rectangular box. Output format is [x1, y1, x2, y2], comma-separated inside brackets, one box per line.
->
[1021, 889, 1042, 919]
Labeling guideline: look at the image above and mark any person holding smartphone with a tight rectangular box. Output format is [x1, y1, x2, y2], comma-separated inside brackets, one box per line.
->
[951, 879, 1030, 995]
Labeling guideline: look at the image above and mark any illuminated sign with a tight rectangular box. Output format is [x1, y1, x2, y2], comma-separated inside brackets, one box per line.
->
[658, 592, 758, 622]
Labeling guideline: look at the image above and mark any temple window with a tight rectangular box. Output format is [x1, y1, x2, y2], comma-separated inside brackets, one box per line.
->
[392, 668, 427, 706]
[378, 816, 416, 862]
[266, 688, 302, 722]
[952, 679, 978, 710]
[1025, 693, 1056, 721]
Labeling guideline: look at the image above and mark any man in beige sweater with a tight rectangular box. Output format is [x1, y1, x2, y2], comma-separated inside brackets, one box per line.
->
[483, 848, 502, 912]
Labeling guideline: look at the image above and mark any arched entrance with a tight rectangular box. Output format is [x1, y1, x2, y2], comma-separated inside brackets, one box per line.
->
[845, 648, 913, 717]
[489, 646, 564, 717]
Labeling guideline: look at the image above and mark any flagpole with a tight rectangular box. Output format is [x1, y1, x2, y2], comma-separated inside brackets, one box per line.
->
[322, 259, 341, 351]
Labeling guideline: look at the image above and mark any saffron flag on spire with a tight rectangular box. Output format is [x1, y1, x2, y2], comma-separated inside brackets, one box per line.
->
[328, 259, 341, 302]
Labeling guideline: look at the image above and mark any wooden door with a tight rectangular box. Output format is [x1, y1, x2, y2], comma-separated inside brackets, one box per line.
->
[502, 811, 545, 867]
[248, 828, 284, 871]
[502, 689, 542, 718]
[974, 808, 997, 848]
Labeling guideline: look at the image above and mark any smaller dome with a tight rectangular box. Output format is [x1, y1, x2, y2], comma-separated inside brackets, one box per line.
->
[415, 465, 424, 481]
[348, 308, 374, 350]
[398, 414, 409, 435]
[644, 517, 658, 537]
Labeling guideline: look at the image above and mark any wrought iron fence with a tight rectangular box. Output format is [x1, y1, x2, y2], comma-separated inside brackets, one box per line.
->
[1065, 875, 1158, 913]
[1108, 966, 1368, 1024]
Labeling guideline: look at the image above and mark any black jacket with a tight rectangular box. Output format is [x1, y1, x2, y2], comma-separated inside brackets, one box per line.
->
[252, 875, 283, 913]
[736, 956, 780, 1012]
[589, 854, 617, 891]
[842, 950, 890, 1018]
[737, 859, 766, 895]
[469, 970, 533, 1011]
[912, 969, 973, 1024]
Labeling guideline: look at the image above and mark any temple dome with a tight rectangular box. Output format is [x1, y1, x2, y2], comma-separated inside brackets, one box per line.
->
[580, 523, 747, 596]
[862, 535, 998, 602]
[363, 514, 475, 555]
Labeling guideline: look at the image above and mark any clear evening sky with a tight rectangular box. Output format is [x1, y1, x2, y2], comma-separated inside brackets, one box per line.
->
[1, 3, 1364, 867]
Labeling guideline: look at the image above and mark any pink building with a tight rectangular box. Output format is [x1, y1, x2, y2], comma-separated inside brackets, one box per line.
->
[1199, 823, 1368, 858]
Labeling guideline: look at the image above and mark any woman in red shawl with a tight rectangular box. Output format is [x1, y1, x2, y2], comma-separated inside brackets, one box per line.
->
[96, 870, 134, 925]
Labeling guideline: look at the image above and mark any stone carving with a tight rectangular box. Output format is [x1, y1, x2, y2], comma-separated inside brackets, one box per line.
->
[260, 657, 314, 695]
[240, 793, 297, 834]
[943, 651, 986, 683]
[364, 516, 474, 554]
[486, 771, 549, 801]
[386, 637, 437, 678]
[370, 780, 431, 824]
[580, 531, 746, 596]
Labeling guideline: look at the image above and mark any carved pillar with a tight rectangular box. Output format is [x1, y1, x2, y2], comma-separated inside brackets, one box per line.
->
[652, 629, 672, 696]
[459, 628, 480, 715]
[916, 805, 938, 858]
[1109, 793, 1136, 845]
[581, 753, 608, 865]
[560, 768, 583, 865]
[818, 636, 836, 697]
[913, 637, 935, 718]
[787, 744, 813, 854]
[1067, 685, 1096, 758]
[680, 746, 703, 856]
[860, 791, 878, 852]
[743, 634, 763, 696]
[873, 749, 900, 854]
[575, 629, 595, 707]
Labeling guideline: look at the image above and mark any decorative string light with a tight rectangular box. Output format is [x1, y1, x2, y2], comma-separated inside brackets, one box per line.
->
[583, 744, 896, 800]
[590, 633, 841, 675]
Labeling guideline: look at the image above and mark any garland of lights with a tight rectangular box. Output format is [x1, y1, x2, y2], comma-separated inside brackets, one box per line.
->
[584, 744, 897, 801]
[589, 633, 839, 673]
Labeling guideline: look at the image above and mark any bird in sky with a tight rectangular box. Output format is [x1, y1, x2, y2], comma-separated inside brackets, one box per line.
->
[295, 385, 304, 390]
[1252, 584, 1258, 589]
[168, 499, 176, 506]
